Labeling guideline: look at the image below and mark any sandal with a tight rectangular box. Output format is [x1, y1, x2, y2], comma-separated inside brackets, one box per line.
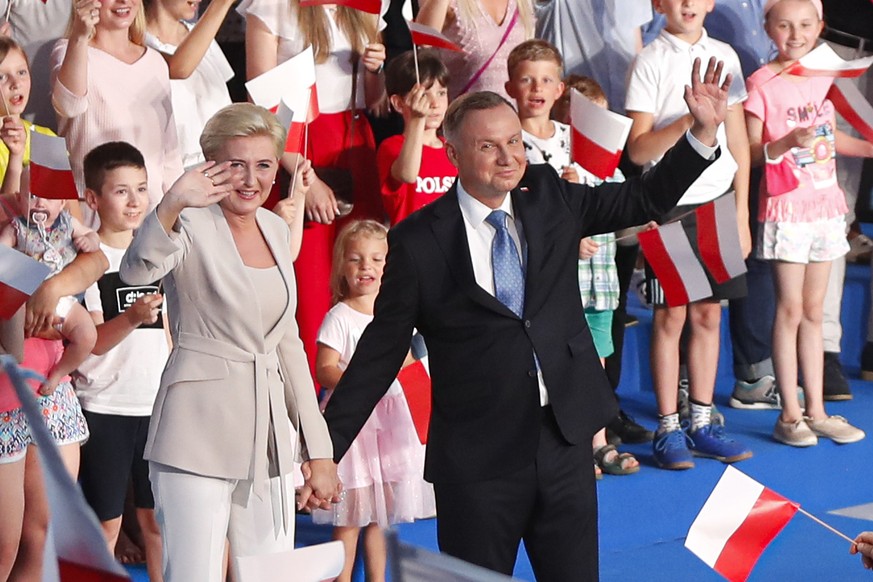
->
[594, 444, 640, 476]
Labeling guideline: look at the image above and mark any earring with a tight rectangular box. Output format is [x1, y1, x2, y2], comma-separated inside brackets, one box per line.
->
[272, 180, 276, 185]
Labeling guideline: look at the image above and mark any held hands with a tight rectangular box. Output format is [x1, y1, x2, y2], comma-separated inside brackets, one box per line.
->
[0, 117, 25, 158]
[362, 43, 386, 74]
[125, 293, 163, 327]
[72, 0, 101, 40]
[851, 532, 873, 570]
[684, 57, 732, 147]
[298, 458, 342, 511]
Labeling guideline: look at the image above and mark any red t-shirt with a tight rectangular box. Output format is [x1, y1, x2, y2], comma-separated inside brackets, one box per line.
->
[377, 135, 457, 225]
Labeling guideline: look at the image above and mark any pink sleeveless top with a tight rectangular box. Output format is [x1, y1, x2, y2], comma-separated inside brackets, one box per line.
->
[442, 0, 530, 101]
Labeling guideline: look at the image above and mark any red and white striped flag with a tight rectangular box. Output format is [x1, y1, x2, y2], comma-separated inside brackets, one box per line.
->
[685, 466, 799, 582]
[785, 43, 873, 78]
[245, 46, 319, 153]
[407, 21, 463, 52]
[299, 0, 381, 14]
[638, 221, 712, 307]
[397, 356, 431, 444]
[29, 132, 78, 200]
[828, 78, 873, 143]
[696, 193, 747, 284]
[570, 89, 632, 180]
[0, 358, 131, 582]
[0, 245, 51, 319]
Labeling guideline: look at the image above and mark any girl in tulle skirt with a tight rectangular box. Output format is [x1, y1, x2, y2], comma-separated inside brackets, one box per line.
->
[313, 220, 434, 582]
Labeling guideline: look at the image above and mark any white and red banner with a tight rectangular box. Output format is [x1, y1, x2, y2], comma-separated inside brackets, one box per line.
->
[786, 43, 873, 78]
[29, 132, 78, 200]
[686, 466, 799, 582]
[235, 540, 344, 582]
[696, 193, 747, 284]
[828, 78, 873, 144]
[569, 89, 632, 180]
[407, 21, 463, 52]
[299, 0, 381, 14]
[0, 357, 131, 581]
[638, 221, 712, 307]
[0, 243, 51, 319]
[245, 46, 319, 153]
[397, 356, 431, 444]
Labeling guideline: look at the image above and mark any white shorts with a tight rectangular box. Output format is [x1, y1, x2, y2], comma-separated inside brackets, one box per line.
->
[757, 216, 849, 263]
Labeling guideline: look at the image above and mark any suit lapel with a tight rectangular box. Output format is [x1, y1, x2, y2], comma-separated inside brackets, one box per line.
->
[430, 188, 517, 318]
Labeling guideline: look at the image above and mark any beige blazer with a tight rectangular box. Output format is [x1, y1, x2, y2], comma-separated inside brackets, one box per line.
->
[120, 204, 332, 485]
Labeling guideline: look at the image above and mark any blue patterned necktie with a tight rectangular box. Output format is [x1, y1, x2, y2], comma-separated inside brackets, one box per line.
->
[485, 210, 525, 317]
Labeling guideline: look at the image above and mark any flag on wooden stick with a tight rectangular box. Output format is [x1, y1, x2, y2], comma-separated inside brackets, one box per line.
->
[696, 193, 747, 284]
[569, 89, 632, 180]
[638, 221, 712, 307]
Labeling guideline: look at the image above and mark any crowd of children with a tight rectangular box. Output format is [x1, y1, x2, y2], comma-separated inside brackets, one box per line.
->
[1, 0, 873, 579]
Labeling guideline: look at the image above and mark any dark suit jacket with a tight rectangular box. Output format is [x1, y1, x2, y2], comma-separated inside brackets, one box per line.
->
[324, 136, 716, 484]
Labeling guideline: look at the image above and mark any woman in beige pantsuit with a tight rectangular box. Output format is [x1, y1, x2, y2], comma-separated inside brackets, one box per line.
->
[120, 103, 340, 581]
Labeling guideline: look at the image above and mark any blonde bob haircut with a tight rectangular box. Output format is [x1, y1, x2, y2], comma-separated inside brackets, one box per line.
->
[330, 220, 389, 305]
[65, 4, 147, 46]
[200, 103, 286, 160]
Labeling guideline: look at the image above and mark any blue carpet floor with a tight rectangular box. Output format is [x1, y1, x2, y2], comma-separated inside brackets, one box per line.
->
[126, 264, 873, 581]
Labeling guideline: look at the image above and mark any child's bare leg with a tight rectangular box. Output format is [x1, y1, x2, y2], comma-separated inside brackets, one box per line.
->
[8, 446, 48, 582]
[0, 458, 25, 581]
[100, 517, 123, 552]
[40, 303, 96, 395]
[332, 526, 361, 582]
[686, 301, 722, 410]
[136, 508, 164, 582]
[797, 261, 831, 421]
[772, 262, 807, 422]
[651, 305, 687, 417]
[362, 524, 386, 582]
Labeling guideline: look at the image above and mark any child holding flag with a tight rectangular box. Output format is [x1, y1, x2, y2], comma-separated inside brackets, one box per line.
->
[746, 0, 873, 447]
[313, 221, 434, 582]
[626, 0, 752, 470]
[377, 49, 456, 226]
[505, 40, 639, 477]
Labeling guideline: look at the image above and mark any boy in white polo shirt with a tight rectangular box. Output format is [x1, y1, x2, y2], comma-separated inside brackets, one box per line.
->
[73, 142, 167, 581]
[625, 0, 752, 470]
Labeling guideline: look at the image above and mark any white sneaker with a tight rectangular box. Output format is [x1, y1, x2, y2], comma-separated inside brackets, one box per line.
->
[805, 416, 865, 444]
[773, 417, 817, 447]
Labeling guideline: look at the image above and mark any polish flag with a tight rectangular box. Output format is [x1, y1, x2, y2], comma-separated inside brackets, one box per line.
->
[685, 466, 799, 582]
[0, 245, 51, 319]
[407, 21, 463, 52]
[828, 78, 873, 143]
[0, 358, 131, 582]
[397, 357, 431, 444]
[569, 88, 632, 180]
[638, 221, 712, 307]
[29, 132, 79, 200]
[245, 46, 319, 153]
[235, 540, 344, 582]
[696, 193, 747, 284]
[785, 43, 873, 78]
[299, 0, 381, 14]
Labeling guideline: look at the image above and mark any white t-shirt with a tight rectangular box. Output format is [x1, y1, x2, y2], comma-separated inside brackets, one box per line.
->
[238, 0, 373, 113]
[626, 29, 745, 205]
[75, 244, 169, 416]
[317, 302, 403, 397]
[146, 23, 234, 169]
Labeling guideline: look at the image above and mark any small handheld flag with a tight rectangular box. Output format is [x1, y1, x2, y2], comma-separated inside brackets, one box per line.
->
[407, 21, 463, 52]
[569, 89, 632, 180]
[695, 193, 747, 284]
[0, 245, 52, 319]
[685, 466, 799, 582]
[638, 221, 713, 307]
[785, 43, 873, 78]
[299, 0, 381, 14]
[29, 132, 79, 200]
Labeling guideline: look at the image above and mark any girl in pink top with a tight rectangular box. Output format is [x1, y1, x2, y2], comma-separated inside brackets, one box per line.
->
[416, 0, 535, 100]
[745, 0, 873, 448]
[50, 0, 183, 228]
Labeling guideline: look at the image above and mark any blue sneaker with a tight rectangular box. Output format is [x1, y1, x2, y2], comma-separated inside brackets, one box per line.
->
[688, 423, 753, 463]
[653, 429, 694, 470]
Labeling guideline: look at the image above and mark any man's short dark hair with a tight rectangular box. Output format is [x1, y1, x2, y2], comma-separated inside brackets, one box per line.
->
[442, 91, 514, 144]
[83, 142, 146, 193]
[385, 49, 449, 97]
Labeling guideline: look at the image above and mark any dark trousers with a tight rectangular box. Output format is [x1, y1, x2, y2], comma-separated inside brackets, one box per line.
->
[728, 169, 776, 381]
[433, 407, 599, 582]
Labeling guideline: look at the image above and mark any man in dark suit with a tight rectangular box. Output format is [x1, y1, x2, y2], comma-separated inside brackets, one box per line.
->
[323, 58, 731, 580]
